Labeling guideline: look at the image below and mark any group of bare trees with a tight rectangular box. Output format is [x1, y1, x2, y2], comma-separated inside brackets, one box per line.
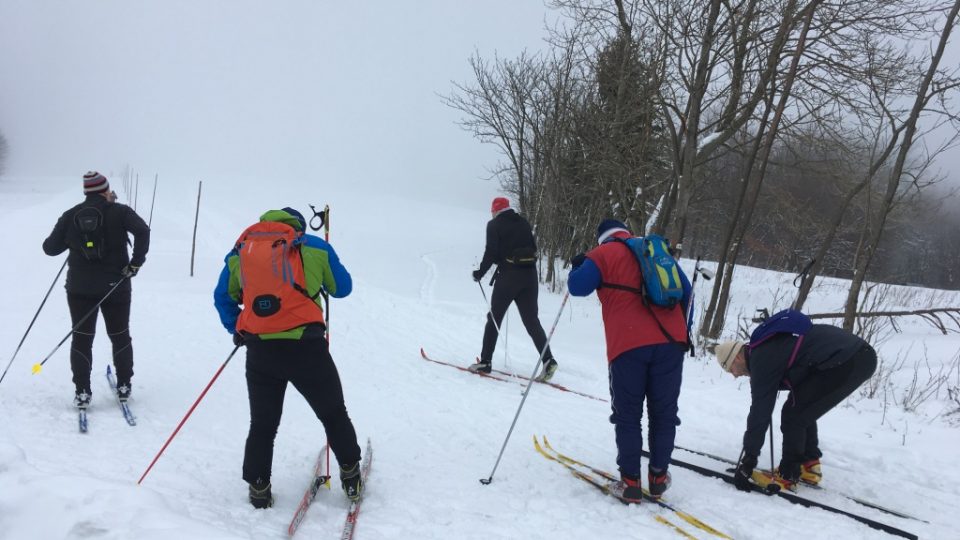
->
[447, 0, 960, 340]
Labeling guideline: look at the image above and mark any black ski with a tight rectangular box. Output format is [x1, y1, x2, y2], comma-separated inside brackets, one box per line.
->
[643, 450, 918, 539]
[674, 445, 926, 523]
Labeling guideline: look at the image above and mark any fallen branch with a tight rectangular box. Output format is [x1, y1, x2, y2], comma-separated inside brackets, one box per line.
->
[752, 308, 960, 334]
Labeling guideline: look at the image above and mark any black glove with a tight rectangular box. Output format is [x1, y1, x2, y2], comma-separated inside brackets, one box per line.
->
[734, 453, 758, 492]
[121, 264, 140, 278]
[232, 332, 246, 348]
[570, 253, 586, 269]
[472, 269, 484, 282]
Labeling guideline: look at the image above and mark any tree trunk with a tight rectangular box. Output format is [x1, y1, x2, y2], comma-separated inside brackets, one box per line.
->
[842, 0, 960, 330]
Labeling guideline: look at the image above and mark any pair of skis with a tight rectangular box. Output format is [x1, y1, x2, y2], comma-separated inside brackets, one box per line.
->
[671, 444, 926, 523]
[78, 365, 137, 433]
[640, 448, 919, 539]
[288, 438, 373, 539]
[533, 435, 731, 539]
[419, 348, 607, 403]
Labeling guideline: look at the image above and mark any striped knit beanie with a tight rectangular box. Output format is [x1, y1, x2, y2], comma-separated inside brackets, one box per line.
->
[596, 219, 630, 244]
[83, 171, 110, 195]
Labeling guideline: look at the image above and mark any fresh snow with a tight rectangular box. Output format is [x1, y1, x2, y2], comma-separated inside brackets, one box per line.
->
[1, 176, 958, 539]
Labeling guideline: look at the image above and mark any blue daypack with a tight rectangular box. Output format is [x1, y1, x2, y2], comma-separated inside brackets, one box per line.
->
[606, 235, 686, 308]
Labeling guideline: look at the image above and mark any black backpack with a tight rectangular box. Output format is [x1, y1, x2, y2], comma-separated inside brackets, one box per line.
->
[73, 206, 107, 261]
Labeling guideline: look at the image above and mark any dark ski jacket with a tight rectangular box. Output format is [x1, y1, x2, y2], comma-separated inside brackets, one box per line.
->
[476, 209, 537, 278]
[42, 194, 150, 297]
[742, 324, 868, 456]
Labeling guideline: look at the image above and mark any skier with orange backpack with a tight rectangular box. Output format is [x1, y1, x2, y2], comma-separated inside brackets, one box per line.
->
[213, 207, 363, 509]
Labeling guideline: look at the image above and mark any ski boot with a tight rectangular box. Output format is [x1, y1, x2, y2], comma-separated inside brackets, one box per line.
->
[537, 358, 558, 382]
[248, 480, 274, 509]
[648, 467, 672, 499]
[74, 390, 92, 409]
[800, 459, 822, 485]
[468, 360, 491, 374]
[116, 382, 132, 402]
[340, 462, 364, 502]
[607, 474, 642, 504]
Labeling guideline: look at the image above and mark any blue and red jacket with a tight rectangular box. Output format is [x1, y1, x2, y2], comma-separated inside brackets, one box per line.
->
[568, 231, 691, 362]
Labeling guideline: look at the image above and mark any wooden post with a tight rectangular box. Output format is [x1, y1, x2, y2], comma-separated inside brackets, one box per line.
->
[148, 173, 158, 227]
[190, 181, 202, 277]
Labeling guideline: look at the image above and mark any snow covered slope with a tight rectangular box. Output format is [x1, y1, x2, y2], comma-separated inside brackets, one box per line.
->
[1, 176, 957, 539]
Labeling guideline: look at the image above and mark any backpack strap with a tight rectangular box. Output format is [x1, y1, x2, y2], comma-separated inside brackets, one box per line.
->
[749, 332, 806, 405]
[598, 238, 689, 351]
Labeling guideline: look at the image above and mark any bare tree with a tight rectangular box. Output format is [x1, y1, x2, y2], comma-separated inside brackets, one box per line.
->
[0, 130, 8, 176]
[842, 0, 960, 330]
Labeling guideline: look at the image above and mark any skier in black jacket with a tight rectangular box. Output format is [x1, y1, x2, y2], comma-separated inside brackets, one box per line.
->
[469, 197, 557, 381]
[42, 172, 150, 407]
[715, 322, 877, 491]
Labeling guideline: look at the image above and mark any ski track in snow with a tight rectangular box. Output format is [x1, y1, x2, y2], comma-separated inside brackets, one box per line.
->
[1, 176, 958, 539]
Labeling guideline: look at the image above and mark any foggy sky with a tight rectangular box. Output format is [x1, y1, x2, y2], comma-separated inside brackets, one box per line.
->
[1, 2, 957, 201]
[0, 1, 555, 204]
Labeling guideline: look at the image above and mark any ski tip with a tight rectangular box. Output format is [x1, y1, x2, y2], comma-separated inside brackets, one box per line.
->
[31, 363, 42, 375]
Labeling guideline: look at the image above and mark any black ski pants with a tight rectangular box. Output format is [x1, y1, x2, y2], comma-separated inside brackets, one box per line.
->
[242, 337, 361, 485]
[480, 267, 553, 365]
[67, 290, 133, 393]
[780, 344, 878, 468]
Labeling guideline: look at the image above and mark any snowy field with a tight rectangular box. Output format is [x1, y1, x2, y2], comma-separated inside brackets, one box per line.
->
[1, 176, 958, 540]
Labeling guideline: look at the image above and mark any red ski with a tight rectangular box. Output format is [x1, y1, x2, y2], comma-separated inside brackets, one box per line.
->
[340, 438, 373, 540]
[419, 348, 607, 402]
[287, 445, 330, 537]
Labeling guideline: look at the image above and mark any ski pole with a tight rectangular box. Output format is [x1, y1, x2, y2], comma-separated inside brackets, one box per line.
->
[480, 291, 569, 485]
[322, 204, 331, 484]
[138, 344, 242, 485]
[31, 277, 128, 376]
[307, 202, 334, 480]
[477, 281, 510, 367]
[1, 259, 67, 387]
[477, 281, 505, 337]
[687, 257, 701, 357]
[766, 420, 781, 494]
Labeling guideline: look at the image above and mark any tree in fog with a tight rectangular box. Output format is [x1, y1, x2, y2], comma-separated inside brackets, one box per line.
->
[0, 130, 8, 176]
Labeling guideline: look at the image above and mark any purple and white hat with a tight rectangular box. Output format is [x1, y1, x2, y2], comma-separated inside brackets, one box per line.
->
[83, 171, 110, 195]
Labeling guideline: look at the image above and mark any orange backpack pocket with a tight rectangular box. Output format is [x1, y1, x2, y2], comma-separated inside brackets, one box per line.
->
[235, 221, 325, 335]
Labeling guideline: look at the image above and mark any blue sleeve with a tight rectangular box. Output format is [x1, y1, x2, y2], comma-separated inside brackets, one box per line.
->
[213, 252, 240, 334]
[304, 235, 352, 298]
[568, 258, 602, 296]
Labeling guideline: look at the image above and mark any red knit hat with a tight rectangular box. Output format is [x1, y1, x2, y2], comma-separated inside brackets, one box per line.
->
[83, 171, 110, 195]
[491, 197, 510, 213]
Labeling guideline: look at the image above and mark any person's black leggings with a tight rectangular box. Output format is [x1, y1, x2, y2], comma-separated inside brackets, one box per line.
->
[242, 337, 361, 485]
[479, 267, 553, 365]
[67, 290, 133, 392]
[780, 345, 878, 465]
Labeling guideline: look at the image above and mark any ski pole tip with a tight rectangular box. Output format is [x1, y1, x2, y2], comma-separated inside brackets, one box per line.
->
[31, 363, 42, 375]
[479, 478, 492, 485]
